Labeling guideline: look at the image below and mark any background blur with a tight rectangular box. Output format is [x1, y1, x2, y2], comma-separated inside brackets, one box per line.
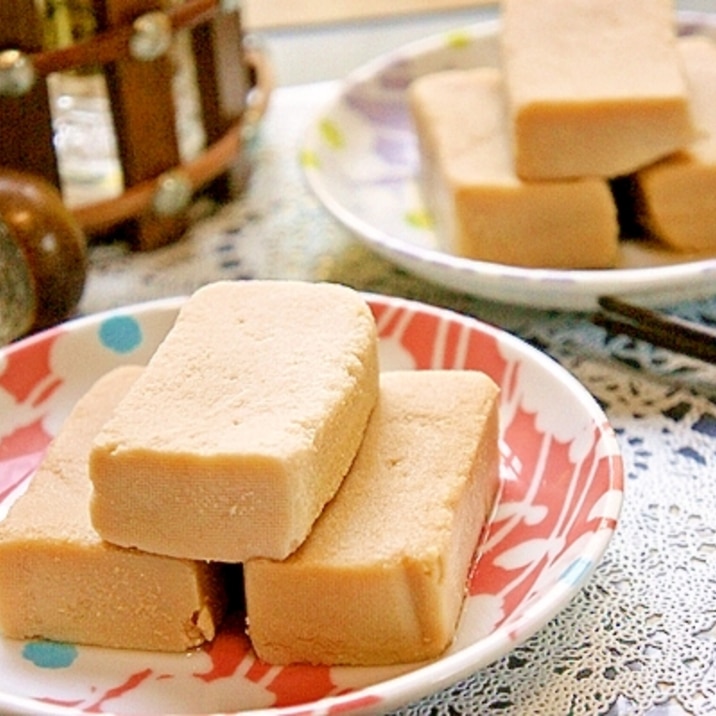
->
[244, 0, 716, 86]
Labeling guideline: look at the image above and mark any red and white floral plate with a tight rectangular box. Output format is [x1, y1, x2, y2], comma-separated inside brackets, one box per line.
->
[0, 292, 623, 715]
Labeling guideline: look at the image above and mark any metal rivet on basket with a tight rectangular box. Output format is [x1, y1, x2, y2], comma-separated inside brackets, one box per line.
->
[129, 11, 173, 62]
[152, 170, 193, 217]
[221, 0, 242, 13]
[0, 50, 36, 97]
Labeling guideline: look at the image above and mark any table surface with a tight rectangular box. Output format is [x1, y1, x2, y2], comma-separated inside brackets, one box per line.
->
[77, 72, 716, 715]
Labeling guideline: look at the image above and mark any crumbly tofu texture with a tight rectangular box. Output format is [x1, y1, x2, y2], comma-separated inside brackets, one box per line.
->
[630, 37, 716, 253]
[0, 366, 227, 652]
[500, 0, 695, 180]
[409, 68, 619, 268]
[244, 369, 500, 666]
[90, 281, 379, 563]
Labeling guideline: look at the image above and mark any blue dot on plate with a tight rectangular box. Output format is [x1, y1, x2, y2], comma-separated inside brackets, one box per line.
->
[560, 557, 593, 587]
[22, 641, 78, 669]
[99, 315, 143, 354]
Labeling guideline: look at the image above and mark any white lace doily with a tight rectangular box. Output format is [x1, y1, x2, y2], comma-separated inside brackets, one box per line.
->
[79, 82, 716, 716]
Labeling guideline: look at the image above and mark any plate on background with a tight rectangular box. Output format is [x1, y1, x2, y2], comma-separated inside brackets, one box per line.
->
[301, 13, 716, 311]
[0, 293, 623, 715]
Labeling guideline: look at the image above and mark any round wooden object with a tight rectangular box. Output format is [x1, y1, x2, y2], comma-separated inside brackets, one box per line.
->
[0, 169, 87, 336]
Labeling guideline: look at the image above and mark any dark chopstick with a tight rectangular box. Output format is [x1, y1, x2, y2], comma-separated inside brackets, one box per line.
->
[592, 296, 716, 365]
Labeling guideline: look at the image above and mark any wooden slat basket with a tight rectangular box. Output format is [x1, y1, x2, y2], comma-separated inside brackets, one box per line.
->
[0, 0, 271, 250]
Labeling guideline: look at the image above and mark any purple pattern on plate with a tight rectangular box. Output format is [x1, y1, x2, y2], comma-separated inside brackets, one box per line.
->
[344, 84, 410, 130]
[374, 134, 415, 167]
[378, 57, 415, 91]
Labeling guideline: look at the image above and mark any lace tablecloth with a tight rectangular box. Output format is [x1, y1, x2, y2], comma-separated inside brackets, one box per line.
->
[79, 82, 716, 716]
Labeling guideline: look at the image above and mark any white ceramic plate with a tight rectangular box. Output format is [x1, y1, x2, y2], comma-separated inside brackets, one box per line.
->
[301, 13, 716, 311]
[0, 293, 623, 715]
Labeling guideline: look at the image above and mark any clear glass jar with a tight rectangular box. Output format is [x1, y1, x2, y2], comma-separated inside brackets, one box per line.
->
[35, 0, 205, 210]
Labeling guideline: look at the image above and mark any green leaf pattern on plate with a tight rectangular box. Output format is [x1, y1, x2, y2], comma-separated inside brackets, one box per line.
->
[406, 209, 433, 230]
[445, 29, 473, 49]
[319, 118, 345, 150]
[299, 147, 320, 168]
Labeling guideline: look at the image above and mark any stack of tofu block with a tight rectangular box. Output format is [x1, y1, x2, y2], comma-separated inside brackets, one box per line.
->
[409, 0, 716, 267]
[0, 280, 501, 666]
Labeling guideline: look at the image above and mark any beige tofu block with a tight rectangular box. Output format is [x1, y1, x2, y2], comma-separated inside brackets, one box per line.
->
[245, 370, 500, 666]
[630, 37, 716, 252]
[0, 367, 227, 652]
[90, 280, 379, 563]
[501, 0, 695, 180]
[409, 68, 619, 268]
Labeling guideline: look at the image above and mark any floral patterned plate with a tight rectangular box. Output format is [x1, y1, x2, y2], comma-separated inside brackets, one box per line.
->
[301, 13, 716, 311]
[0, 292, 623, 715]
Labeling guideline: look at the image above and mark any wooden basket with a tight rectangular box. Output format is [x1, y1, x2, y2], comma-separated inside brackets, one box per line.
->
[0, 0, 271, 251]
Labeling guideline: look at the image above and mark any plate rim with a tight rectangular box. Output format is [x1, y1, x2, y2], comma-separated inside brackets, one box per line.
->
[300, 12, 716, 311]
[0, 293, 624, 716]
